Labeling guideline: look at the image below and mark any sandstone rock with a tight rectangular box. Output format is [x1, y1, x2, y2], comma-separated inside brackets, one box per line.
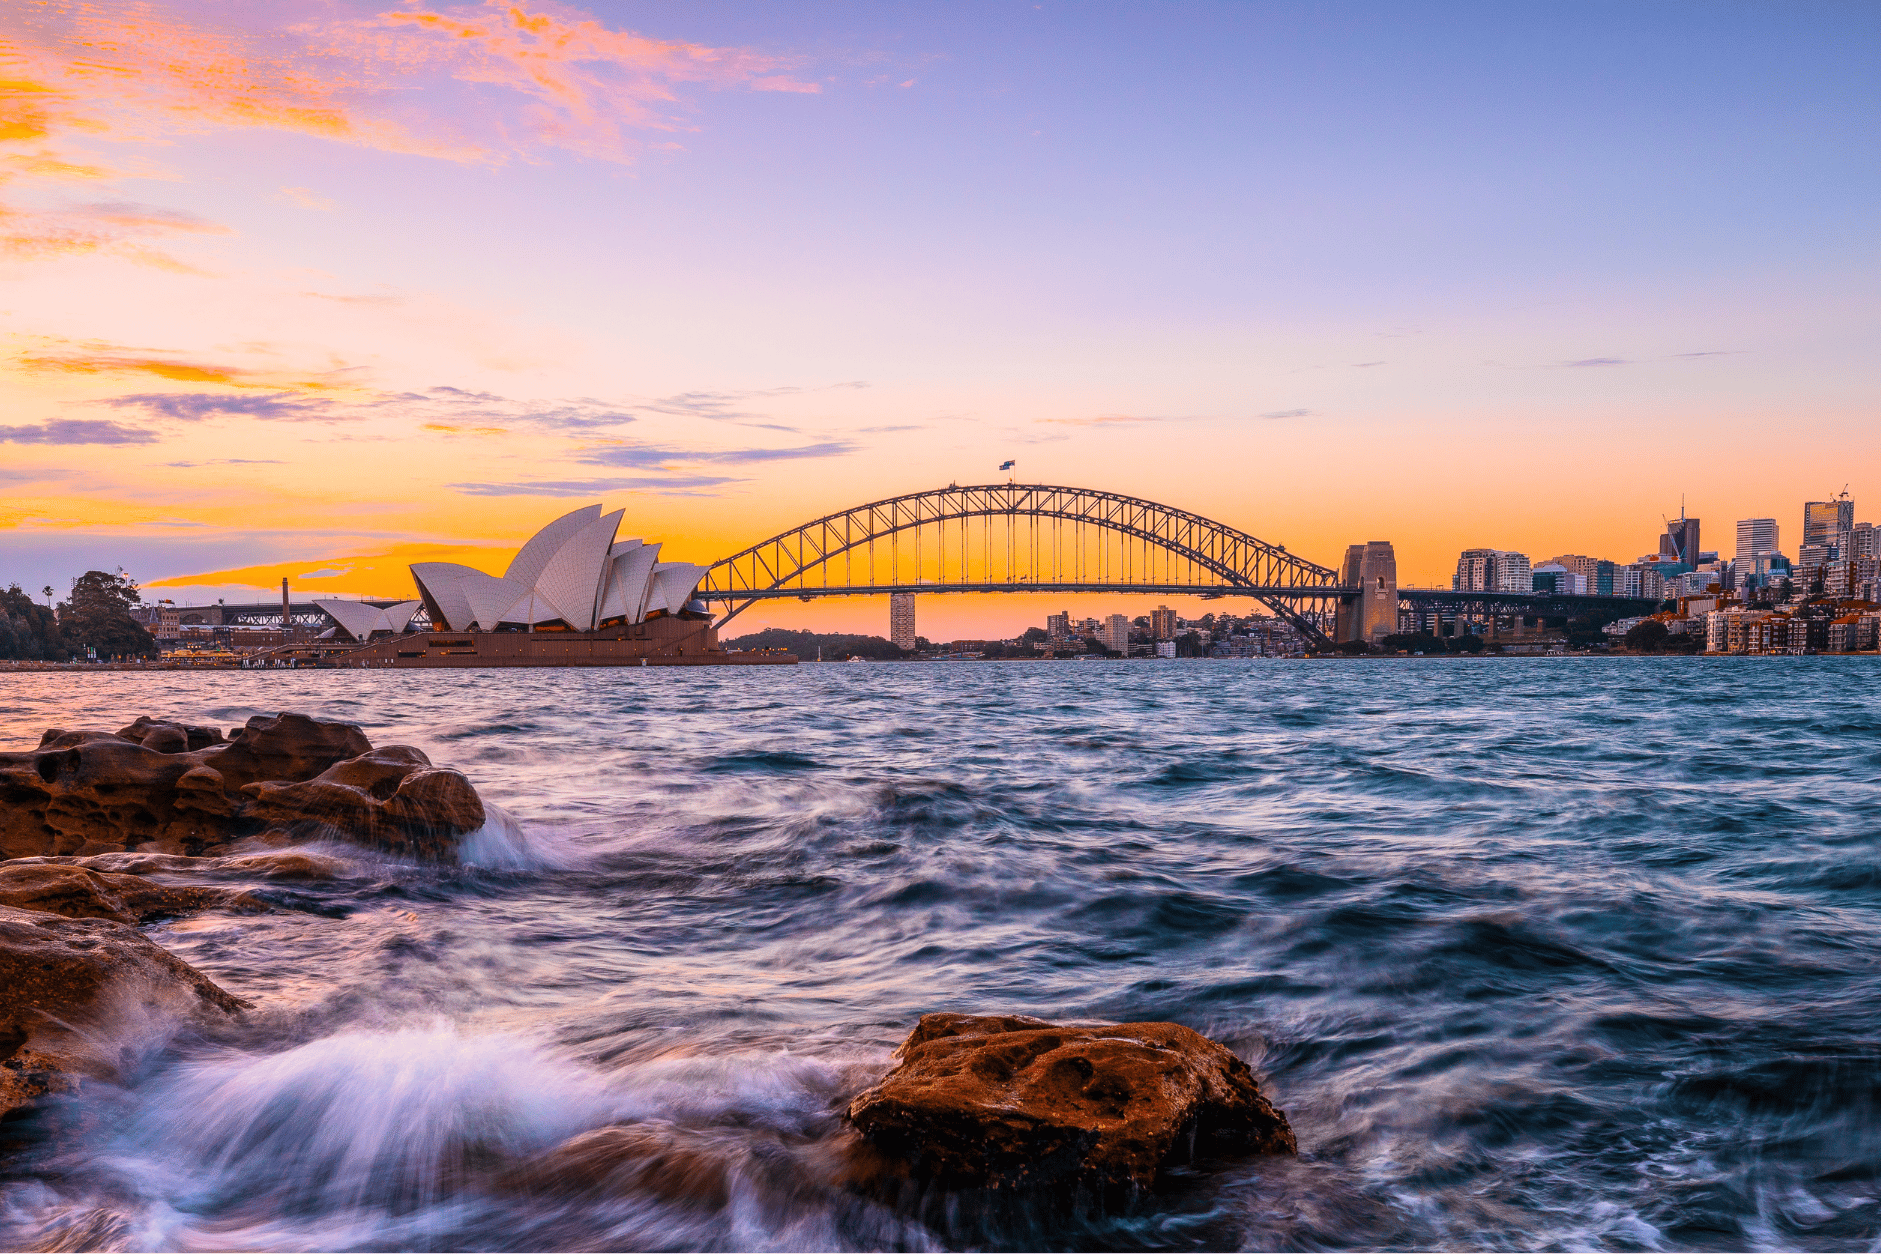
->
[117, 716, 225, 753]
[0, 712, 483, 860]
[846, 1014, 1294, 1196]
[242, 746, 484, 858]
[0, 863, 262, 923]
[0, 904, 248, 1125]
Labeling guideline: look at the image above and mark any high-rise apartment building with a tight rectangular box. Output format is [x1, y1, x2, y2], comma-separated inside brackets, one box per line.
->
[1150, 605, 1177, 640]
[1045, 611, 1071, 643]
[1735, 518, 1778, 562]
[1852, 521, 1878, 561]
[888, 592, 916, 650]
[1453, 548, 1531, 593]
[1101, 614, 1131, 654]
[1804, 498, 1854, 558]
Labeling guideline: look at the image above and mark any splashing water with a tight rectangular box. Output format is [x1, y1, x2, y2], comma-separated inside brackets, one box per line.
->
[2, 659, 1881, 1250]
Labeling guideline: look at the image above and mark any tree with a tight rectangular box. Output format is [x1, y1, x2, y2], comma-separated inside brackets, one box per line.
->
[57, 569, 156, 659]
[0, 584, 67, 660]
[1624, 620, 1669, 653]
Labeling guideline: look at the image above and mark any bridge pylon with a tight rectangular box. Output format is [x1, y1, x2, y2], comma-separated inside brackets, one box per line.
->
[1335, 541, 1398, 645]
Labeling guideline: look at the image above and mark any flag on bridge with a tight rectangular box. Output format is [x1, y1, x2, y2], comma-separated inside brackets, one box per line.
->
[1000, 459, 1015, 471]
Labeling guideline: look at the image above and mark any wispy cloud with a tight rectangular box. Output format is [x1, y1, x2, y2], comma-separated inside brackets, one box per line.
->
[1259, 408, 1314, 419]
[450, 475, 745, 496]
[1563, 357, 1630, 368]
[0, 419, 159, 445]
[579, 440, 856, 468]
[275, 186, 335, 211]
[1672, 350, 1744, 359]
[1036, 413, 1167, 427]
[163, 458, 287, 467]
[103, 391, 333, 420]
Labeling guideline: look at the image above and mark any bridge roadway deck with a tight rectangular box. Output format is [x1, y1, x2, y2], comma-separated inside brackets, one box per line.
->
[699, 584, 1660, 617]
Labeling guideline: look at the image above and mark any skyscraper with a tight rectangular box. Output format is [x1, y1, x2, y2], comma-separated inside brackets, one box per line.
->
[1804, 497, 1854, 558]
[1735, 518, 1778, 561]
[1659, 514, 1700, 566]
[888, 592, 916, 650]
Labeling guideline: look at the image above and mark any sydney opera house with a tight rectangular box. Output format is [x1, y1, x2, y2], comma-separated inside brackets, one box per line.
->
[314, 506, 790, 667]
[409, 504, 708, 634]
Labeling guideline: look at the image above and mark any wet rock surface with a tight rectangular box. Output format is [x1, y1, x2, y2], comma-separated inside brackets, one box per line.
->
[0, 862, 264, 923]
[0, 905, 249, 1126]
[0, 712, 485, 860]
[846, 1013, 1295, 1196]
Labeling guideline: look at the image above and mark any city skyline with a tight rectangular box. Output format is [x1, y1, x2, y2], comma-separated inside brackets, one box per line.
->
[2, 2, 1876, 641]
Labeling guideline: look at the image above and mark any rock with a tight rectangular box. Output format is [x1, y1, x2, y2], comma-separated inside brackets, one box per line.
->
[0, 862, 263, 923]
[0, 904, 248, 1125]
[242, 746, 485, 859]
[117, 716, 226, 753]
[506, 1123, 733, 1210]
[845, 1014, 1295, 1196]
[0, 712, 484, 860]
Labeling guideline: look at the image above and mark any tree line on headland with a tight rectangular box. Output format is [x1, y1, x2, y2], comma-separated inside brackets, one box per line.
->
[1, 571, 157, 661]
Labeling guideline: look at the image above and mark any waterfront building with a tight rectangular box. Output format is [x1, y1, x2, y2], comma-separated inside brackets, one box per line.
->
[1155, 640, 1176, 659]
[410, 504, 706, 633]
[1046, 611, 1071, 643]
[889, 592, 916, 650]
[1150, 605, 1177, 640]
[1531, 563, 1586, 595]
[1101, 614, 1130, 654]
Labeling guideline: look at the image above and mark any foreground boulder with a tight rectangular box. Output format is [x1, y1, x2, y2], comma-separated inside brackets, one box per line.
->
[846, 1014, 1294, 1196]
[0, 905, 249, 1127]
[0, 712, 485, 860]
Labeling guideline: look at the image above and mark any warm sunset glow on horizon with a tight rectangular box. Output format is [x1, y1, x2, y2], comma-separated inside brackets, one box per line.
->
[5, 1, 1876, 638]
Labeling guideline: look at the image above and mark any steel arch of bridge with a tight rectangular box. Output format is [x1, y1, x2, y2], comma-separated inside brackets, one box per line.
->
[698, 483, 1357, 642]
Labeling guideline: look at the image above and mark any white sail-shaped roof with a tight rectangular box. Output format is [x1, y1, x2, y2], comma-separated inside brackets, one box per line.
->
[410, 562, 484, 632]
[405, 506, 704, 632]
[597, 540, 656, 624]
[315, 599, 423, 641]
[533, 509, 623, 631]
[645, 562, 707, 617]
[505, 504, 601, 587]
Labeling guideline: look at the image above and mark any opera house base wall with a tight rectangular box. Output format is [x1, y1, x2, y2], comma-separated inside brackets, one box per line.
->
[331, 619, 794, 668]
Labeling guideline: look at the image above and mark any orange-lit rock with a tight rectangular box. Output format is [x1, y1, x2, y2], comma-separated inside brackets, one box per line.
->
[847, 1014, 1295, 1195]
[0, 712, 483, 860]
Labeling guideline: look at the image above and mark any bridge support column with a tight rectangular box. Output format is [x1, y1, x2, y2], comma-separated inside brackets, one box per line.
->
[1337, 541, 1397, 644]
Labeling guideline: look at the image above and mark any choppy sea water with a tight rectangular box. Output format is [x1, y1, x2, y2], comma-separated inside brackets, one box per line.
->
[2, 658, 1880, 1252]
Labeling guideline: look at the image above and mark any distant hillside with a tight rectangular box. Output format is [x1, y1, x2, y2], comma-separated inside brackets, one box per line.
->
[724, 628, 906, 660]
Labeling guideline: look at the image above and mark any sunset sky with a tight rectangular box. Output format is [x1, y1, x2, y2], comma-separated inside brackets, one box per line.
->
[3, 1, 1876, 640]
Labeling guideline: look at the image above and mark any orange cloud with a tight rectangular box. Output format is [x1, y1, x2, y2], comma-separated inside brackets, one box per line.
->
[145, 541, 517, 596]
[4, 336, 357, 393]
[0, 1, 818, 268]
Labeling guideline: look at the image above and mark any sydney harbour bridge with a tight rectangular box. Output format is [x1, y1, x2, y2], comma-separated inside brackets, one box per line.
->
[199, 483, 1653, 651]
[692, 483, 1655, 647]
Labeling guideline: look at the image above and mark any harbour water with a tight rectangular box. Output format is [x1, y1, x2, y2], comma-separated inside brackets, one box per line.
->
[2, 658, 1880, 1251]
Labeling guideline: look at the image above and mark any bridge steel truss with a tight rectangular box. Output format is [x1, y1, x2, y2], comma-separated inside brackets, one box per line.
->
[697, 483, 1357, 644]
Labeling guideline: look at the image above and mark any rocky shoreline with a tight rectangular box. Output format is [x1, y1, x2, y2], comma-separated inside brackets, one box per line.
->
[0, 711, 1296, 1236]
